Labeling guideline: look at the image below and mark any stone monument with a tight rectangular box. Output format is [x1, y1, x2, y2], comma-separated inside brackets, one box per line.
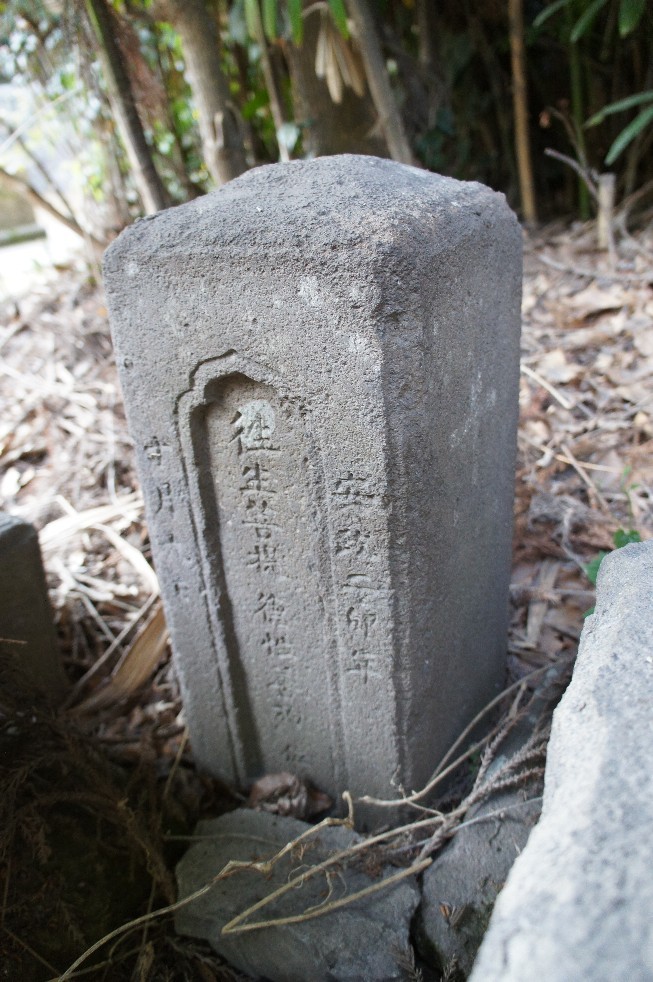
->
[104, 155, 521, 809]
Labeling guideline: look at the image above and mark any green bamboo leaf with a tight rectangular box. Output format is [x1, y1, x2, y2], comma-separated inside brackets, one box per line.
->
[327, 0, 349, 39]
[605, 103, 653, 164]
[586, 90, 653, 126]
[263, 0, 278, 40]
[570, 0, 608, 42]
[532, 0, 572, 29]
[244, 0, 259, 40]
[619, 0, 646, 36]
[287, 0, 303, 44]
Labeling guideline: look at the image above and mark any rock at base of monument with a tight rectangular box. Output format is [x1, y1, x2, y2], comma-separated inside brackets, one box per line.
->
[417, 665, 567, 977]
[417, 789, 541, 978]
[0, 512, 66, 701]
[175, 809, 420, 981]
[470, 541, 653, 981]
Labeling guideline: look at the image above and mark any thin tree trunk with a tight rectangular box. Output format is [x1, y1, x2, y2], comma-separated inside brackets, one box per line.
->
[508, 0, 537, 223]
[416, 0, 440, 129]
[250, 1, 289, 162]
[345, 0, 414, 165]
[597, 172, 616, 265]
[284, 6, 387, 158]
[161, 0, 248, 186]
[85, 0, 169, 215]
[464, 2, 516, 197]
[563, 2, 589, 219]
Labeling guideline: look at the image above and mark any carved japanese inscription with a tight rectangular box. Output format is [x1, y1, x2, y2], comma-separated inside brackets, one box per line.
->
[190, 372, 338, 779]
[330, 473, 390, 687]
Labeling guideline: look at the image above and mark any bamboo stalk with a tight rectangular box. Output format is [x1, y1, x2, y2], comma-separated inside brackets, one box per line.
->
[345, 0, 414, 165]
[508, 0, 537, 223]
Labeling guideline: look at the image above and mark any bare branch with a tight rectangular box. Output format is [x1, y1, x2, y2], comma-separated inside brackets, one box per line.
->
[0, 166, 105, 249]
[544, 147, 598, 201]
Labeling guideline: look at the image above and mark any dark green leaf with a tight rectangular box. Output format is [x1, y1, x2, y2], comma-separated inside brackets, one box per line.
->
[287, 0, 303, 44]
[586, 90, 653, 127]
[244, 0, 259, 40]
[532, 0, 573, 29]
[605, 103, 653, 164]
[585, 552, 607, 586]
[263, 0, 278, 41]
[613, 528, 642, 549]
[570, 0, 608, 42]
[327, 0, 349, 38]
[619, 0, 646, 36]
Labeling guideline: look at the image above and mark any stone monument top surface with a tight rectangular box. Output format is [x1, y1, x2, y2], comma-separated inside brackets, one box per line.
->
[105, 155, 515, 266]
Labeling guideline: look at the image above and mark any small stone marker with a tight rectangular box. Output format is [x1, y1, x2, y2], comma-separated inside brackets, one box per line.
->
[104, 155, 521, 808]
[0, 512, 66, 700]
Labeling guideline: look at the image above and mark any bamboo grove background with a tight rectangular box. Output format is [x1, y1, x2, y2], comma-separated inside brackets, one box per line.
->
[1, 0, 652, 246]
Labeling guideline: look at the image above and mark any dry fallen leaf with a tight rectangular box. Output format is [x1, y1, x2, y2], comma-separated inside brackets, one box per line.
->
[70, 605, 168, 715]
[248, 772, 333, 819]
[563, 283, 629, 318]
[630, 316, 653, 357]
[537, 349, 581, 384]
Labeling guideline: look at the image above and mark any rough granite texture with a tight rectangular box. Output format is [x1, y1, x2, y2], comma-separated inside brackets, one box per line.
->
[175, 808, 420, 981]
[103, 155, 522, 811]
[0, 512, 65, 699]
[470, 541, 653, 981]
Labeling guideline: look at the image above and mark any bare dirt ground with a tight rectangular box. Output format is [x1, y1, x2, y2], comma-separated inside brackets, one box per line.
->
[0, 220, 651, 979]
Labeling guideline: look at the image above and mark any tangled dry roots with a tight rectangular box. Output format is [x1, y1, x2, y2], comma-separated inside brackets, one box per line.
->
[0, 669, 240, 981]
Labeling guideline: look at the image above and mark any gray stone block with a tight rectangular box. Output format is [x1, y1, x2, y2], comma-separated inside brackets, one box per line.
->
[175, 808, 420, 981]
[418, 790, 540, 977]
[470, 541, 653, 981]
[416, 667, 566, 975]
[104, 155, 522, 810]
[0, 512, 66, 700]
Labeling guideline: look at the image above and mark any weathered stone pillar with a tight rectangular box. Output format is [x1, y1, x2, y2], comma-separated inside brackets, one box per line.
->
[104, 156, 521, 808]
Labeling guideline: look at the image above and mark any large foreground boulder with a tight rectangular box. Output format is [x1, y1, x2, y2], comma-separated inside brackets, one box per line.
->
[470, 541, 653, 980]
